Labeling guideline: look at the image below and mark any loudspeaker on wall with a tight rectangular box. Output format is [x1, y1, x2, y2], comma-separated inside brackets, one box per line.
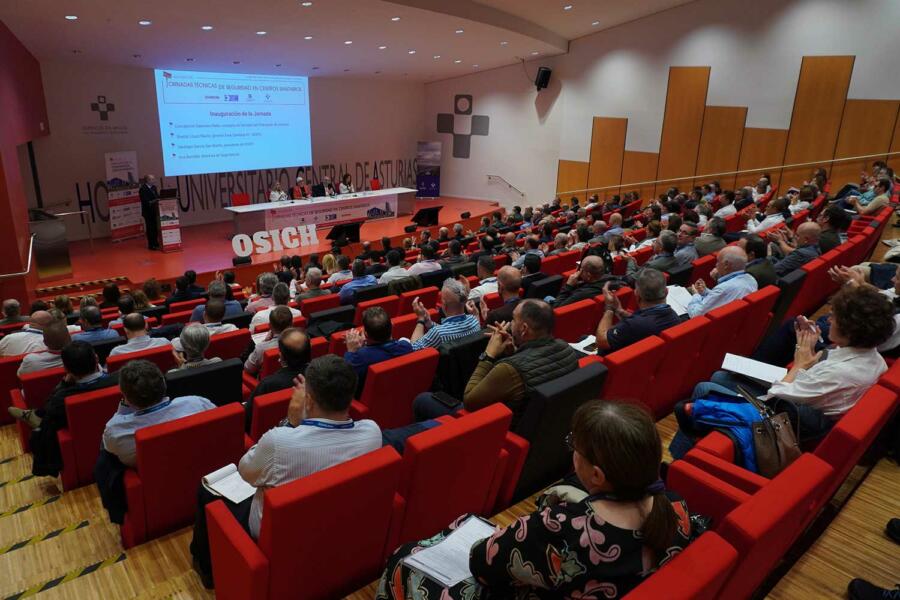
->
[535, 67, 552, 91]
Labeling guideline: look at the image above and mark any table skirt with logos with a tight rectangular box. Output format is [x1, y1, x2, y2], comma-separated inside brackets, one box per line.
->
[223, 187, 417, 236]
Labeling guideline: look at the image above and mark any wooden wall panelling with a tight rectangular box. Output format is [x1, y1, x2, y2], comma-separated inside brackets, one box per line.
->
[556, 160, 590, 203]
[620, 151, 660, 202]
[829, 99, 900, 189]
[586, 117, 627, 201]
[736, 128, 789, 188]
[888, 106, 900, 173]
[780, 55, 855, 188]
[693, 106, 747, 191]
[654, 66, 711, 196]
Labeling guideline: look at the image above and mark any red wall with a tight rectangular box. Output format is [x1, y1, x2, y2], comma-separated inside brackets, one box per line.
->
[0, 20, 50, 302]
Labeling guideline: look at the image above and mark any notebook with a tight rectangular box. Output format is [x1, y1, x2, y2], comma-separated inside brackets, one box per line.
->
[570, 335, 598, 355]
[202, 464, 256, 504]
[721, 353, 788, 386]
[403, 515, 496, 587]
[665, 285, 694, 316]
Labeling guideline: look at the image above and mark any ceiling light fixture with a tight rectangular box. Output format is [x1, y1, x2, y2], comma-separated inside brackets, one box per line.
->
[138, 20, 152, 26]
[256, 31, 267, 35]
[65, 15, 78, 20]
[233, 60, 241, 64]
[344, 40, 353, 45]
[455, 29, 464, 34]
[391, 16, 400, 21]
[564, 4, 573, 10]
[454, 59, 462, 64]
[301, 1, 313, 6]
[531, 51, 539, 55]
[378, 45, 387, 50]
[132, 54, 142, 58]
[312, 66, 319, 70]
[304, 35, 313, 40]
[592, 20, 600, 26]
[275, 63, 282, 67]
[186, 57, 195, 62]
[433, 54, 440, 59]
[201, 25, 213, 31]
[408, 49, 416, 54]
[500, 41, 508, 46]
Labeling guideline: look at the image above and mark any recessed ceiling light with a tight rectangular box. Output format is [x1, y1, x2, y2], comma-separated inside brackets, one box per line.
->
[564, 4, 573, 10]
[531, 51, 539, 55]
[186, 57, 195, 62]
[390, 16, 401, 21]
[473, 64, 479, 68]
[344, 68, 350, 72]
[65, 15, 78, 20]
[132, 54, 142, 58]
[433, 54, 440, 59]
[138, 20, 152, 26]
[344, 40, 353, 45]
[233, 60, 241, 64]
[592, 20, 600, 26]
[201, 25, 213, 31]
[378, 45, 387, 50]
[375, 71, 381, 74]
[408, 49, 416, 54]
[71, 49, 82, 54]
[275, 63, 282, 67]
[256, 31, 267, 35]
[500, 41, 508, 46]
[454, 59, 462, 64]
[312, 66, 319, 70]
[304, 35, 313, 40]
[301, 1, 313, 6]
[455, 29, 464, 34]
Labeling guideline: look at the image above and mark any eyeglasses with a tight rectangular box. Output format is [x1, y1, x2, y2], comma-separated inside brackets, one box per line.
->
[564, 431, 575, 452]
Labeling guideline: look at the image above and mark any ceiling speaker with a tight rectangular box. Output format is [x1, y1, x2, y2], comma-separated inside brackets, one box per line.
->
[535, 67, 552, 91]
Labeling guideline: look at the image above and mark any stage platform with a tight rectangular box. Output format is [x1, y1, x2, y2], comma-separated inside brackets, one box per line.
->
[46, 197, 499, 292]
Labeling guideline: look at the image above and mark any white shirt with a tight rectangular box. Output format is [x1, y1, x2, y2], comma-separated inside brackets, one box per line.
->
[713, 204, 737, 219]
[0, 326, 47, 356]
[17, 351, 64, 376]
[245, 333, 281, 375]
[686, 271, 758, 318]
[339, 183, 355, 194]
[108, 334, 171, 357]
[468, 277, 498, 301]
[628, 237, 657, 253]
[745, 213, 784, 234]
[326, 270, 353, 284]
[171, 323, 238, 352]
[239, 418, 382, 538]
[249, 306, 302, 333]
[878, 288, 900, 352]
[379, 266, 411, 284]
[767, 346, 887, 418]
[269, 190, 288, 202]
[789, 201, 810, 214]
[406, 260, 442, 277]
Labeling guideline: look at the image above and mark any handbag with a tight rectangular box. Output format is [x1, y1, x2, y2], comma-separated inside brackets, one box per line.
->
[736, 385, 801, 478]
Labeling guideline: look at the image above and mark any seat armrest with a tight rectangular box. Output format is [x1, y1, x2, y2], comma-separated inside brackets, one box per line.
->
[383, 492, 407, 563]
[493, 432, 530, 513]
[683, 449, 769, 495]
[693, 431, 736, 462]
[241, 372, 259, 390]
[121, 469, 146, 548]
[349, 400, 370, 420]
[207, 500, 270, 600]
[57, 429, 77, 491]
[666, 460, 750, 525]
[243, 434, 255, 452]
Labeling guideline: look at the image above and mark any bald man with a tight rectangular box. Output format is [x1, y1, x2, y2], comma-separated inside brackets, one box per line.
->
[483, 266, 523, 326]
[768, 222, 822, 277]
[0, 310, 54, 356]
[17, 321, 70, 376]
[686, 246, 758, 317]
[553, 255, 612, 308]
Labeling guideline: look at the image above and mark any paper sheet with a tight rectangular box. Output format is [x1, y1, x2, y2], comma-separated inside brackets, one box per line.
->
[666, 285, 695, 316]
[721, 353, 788, 385]
[403, 516, 497, 587]
[202, 463, 257, 504]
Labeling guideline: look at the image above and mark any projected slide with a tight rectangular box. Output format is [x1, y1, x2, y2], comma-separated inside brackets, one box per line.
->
[154, 69, 312, 177]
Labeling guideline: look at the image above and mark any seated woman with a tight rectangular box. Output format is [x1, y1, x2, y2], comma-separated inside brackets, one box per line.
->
[376, 401, 692, 600]
[672, 284, 894, 458]
[168, 324, 221, 373]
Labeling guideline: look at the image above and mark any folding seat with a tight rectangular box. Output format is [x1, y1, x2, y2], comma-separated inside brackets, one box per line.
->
[0, 354, 25, 425]
[10, 366, 67, 450]
[357, 348, 440, 428]
[223, 311, 253, 330]
[554, 250, 581, 273]
[552, 299, 602, 342]
[523, 274, 563, 300]
[418, 268, 453, 290]
[310, 336, 328, 358]
[652, 316, 714, 419]
[630, 227, 648, 242]
[492, 253, 510, 270]
[120, 403, 248, 547]
[354, 295, 400, 326]
[689, 254, 717, 287]
[107, 344, 177, 374]
[435, 333, 488, 400]
[540, 254, 563, 276]
[766, 268, 807, 335]
[397, 286, 439, 316]
[207, 447, 402, 600]
[599, 336, 667, 409]
[351, 283, 390, 304]
[688, 300, 750, 387]
[482, 291, 503, 310]
[57, 385, 122, 490]
[161, 310, 194, 327]
[391, 309, 437, 340]
[393, 404, 528, 546]
[729, 285, 780, 357]
[512, 360, 607, 500]
[248, 388, 292, 441]
[0, 322, 26, 336]
[789, 209, 810, 230]
[253, 315, 308, 335]
[306, 305, 354, 328]
[630, 245, 654, 266]
[614, 286, 635, 311]
[208, 329, 252, 360]
[169, 298, 206, 313]
[450, 261, 477, 278]
[90, 337, 126, 366]
[166, 358, 246, 406]
[298, 293, 340, 315]
[724, 213, 744, 234]
[781, 258, 828, 319]
[622, 532, 738, 600]
[612, 255, 628, 276]
[666, 262, 694, 287]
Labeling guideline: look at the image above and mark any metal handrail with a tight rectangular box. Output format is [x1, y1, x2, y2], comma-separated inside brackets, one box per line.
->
[487, 174, 526, 198]
[0, 235, 35, 280]
[50, 210, 94, 253]
[559, 150, 900, 196]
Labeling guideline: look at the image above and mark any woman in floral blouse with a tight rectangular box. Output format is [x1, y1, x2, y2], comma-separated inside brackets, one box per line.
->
[377, 400, 692, 599]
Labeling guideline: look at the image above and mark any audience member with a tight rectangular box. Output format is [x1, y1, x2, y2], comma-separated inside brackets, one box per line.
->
[674, 222, 700, 265]
[250, 283, 300, 332]
[440, 240, 467, 266]
[847, 178, 891, 216]
[0, 310, 53, 356]
[406, 244, 442, 276]
[741, 234, 777, 288]
[142, 278, 163, 303]
[164, 277, 195, 308]
[172, 300, 237, 353]
[17, 321, 70, 376]
[247, 273, 280, 312]
[169, 324, 222, 373]
[464, 255, 499, 301]
[686, 246, 758, 317]
[184, 270, 205, 297]
[767, 222, 822, 276]
[0, 299, 25, 325]
[190, 281, 242, 322]
[53, 295, 75, 316]
[483, 266, 523, 326]
[245, 306, 294, 375]
[29, 300, 49, 314]
[596, 269, 681, 353]
[344, 307, 413, 394]
[817, 204, 850, 253]
[338, 260, 378, 304]
[695, 217, 727, 256]
[744, 197, 787, 234]
[511, 236, 545, 269]
[108, 313, 171, 357]
[297, 267, 331, 299]
[131, 290, 154, 311]
[553, 255, 611, 308]
[520, 253, 547, 295]
[410, 279, 481, 350]
[628, 230, 680, 276]
[100, 283, 121, 309]
[72, 306, 120, 343]
[246, 327, 311, 401]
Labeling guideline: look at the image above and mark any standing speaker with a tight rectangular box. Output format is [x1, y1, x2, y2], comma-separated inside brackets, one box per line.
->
[535, 67, 552, 91]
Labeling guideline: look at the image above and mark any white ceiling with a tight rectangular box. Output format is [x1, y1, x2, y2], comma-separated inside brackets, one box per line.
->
[0, 0, 696, 81]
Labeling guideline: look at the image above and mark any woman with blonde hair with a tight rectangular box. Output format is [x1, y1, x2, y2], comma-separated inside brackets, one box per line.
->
[321, 253, 338, 276]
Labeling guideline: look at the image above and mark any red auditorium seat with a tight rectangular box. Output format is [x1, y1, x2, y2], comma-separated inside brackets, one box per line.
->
[208, 329, 252, 360]
[357, 348, 439, 428]
[391, 309, 438, 340]
[552, 299, 602, 342]
[10, 366, 67, 451]
[397, 286, 439, 316]
[120, 403, 248, 548]
[554, 250, 580, 273]
[0, 354, 25, 425]
[482, 291, 503, 310]
[57, 386, 122, 490]
[391, 404, 528, 546]
[598, 336, 667, 407]
[623, 532, 738, 600]
[630, 245, 654, 266]
[729, 285, 780, 357]
[106, 344, 177, 375]
[0, 322, 26, 336]
[298, 293, 340, 315]
[540, 255, 563, 276]
[354, 295, 400, 326]
[689, 254, 717, 287]
[492, 253, 510, 270]
[168, 298, 206, 313]
[310, 336, 328, 358]
[253, 315, 308, 334]
[687, 300, 749, 387]
[248, 388, 291, 441]
[207, 447, 403, 600]
[652, 316, 714, 418]
[161, 310, 194, 326]
[230, 192, 250, 207]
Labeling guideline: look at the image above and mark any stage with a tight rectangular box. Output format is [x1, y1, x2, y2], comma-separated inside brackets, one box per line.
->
[43, 197, 499, 293]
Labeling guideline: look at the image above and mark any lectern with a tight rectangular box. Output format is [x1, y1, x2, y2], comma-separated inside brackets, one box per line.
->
[28, 209, 73, 281]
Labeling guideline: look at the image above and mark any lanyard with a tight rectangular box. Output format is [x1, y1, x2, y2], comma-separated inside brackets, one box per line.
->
[135, 398, 172, 416]
[300, 419, 354, 430]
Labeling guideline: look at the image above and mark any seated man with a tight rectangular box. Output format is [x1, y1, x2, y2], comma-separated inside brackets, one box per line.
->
[378, 251, 411, 285]
[246, 327, 311, 402]
[743, 197, 788, 235]
[169, 324, 222, 373]
[846, 177, 891, 216]
[713, 191, 737, 218]
[109, 294, 141, 326]
[0, 310, 53, 356]
[344, 307, 413, 394]
[0, 298, 26, 325]
[767, 221, 822, 277]
[190, 280, 243, 322]
[9, 341, 118, 477]
[627, 230, 680, 276]
[685, 246, 758, 317]
[163, 276, 194, 308]
[545, 232, 570, 256]
[72, 305, 120, 343]
[511, 236, 544, 269]
[247, 273, 280, 313]
[108, 313, 171, 357]
[695, 217, 727, 257]
[337, 260, 378, 305]
[244, 306, 294, 376]
[185, 270, 206, 297]
[405, 244, 442, 276]
[250, 283, 300, 332]
[519, 253, 547, 296]
[440, 240, 468, 266]
[172, 299, 237, 352]
[410, 279, 481, 350]
[674, 222, 700, 265]
[297, 267, 331, 300]
[552, 255, 610, 308]
[741, 234, 777, 288]
[463, 255, 499, 301]
[595, 269, 681, 353]
[17, 320, 70, 376]
[483, 266, 522, 326]
[190, 355, 382, 587]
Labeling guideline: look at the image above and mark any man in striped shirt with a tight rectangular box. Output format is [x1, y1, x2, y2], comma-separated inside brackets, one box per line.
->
[410, 279, 481, 350]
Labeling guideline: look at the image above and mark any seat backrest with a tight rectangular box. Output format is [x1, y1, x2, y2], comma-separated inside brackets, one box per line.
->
[359, 348, 440, 428]
[134, 403, 246, 540]
[165, 358, 244, 406]
[397, 404, 513, 544]
[19, 366, 67, 410]
[391, 309, 437, 340]
[785, 257, 828, 318]
[307, 305, 355, 328]
[107, 344, 177, 374]
[767, 268, 807, 335]
[540, 254, 564, 276]
[207, 328, 251, 360]
[90, 337, 126, 365]
[436, 332, 489, 399]
[0, 355, 25, 424]
[623, 531, 738, 600]
[524, 275, 563, 300]
[716, 453, 833, 599]
[731, 285, 780, 357]
[169, 298, 206, 313]
[298, 293, 341, 315]
[259, 347, 282, 379]
[161, 310, 193, 326]
[600, 336, 667, 407]
[690, 300, 750, 387]
[258, 447, 403, 600]
[653, 316, 714, 419]
[354, 295, 401, 326]
[398, 286, 439, 315]
[418, 268, 453, 289]
[222, 311, 253, 330]
[63, 385, 122, 485]
[249, 388, 292, 441]
[666, 261, 694, 287]
[552, 299, 602, 342]
[690, 254, 718, 287]
[450, 261, 478, 278]
[554, 250, 581, 273]
[513, 361, 608, 500]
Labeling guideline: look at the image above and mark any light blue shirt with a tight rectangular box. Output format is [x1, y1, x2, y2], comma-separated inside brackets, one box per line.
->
[512, 249, 545, 269]
[73, 327, 122, 343]
[686, 271, 758, 318]
[102, 395, 216, 467]
[338, 275, 378, 303]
